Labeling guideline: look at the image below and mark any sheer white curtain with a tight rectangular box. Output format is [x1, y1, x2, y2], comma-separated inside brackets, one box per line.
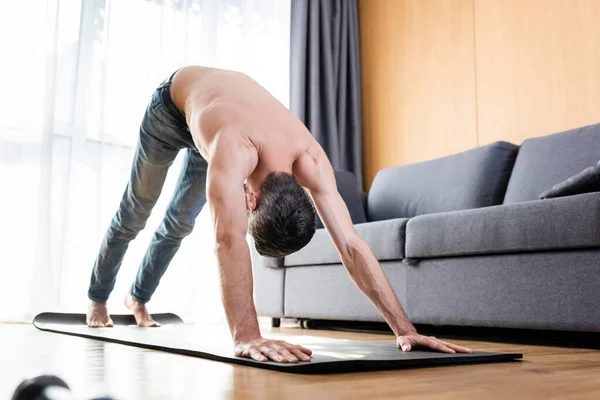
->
[0, 0, 291, 322]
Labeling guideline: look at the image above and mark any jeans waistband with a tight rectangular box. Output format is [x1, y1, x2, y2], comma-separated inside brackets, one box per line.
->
[157, 70, 188, 127]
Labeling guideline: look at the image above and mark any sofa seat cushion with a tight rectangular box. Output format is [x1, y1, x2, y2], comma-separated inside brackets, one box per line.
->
[280, 218, 409, 267]
[405, 192, 600, 259]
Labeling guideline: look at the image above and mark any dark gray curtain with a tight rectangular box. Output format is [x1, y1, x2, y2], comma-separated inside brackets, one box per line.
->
[291, 0, 363, 188]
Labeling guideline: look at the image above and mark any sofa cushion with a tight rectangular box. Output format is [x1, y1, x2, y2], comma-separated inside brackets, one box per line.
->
[405, 192, 600, 259]
[504, 123, 600, 204]
[540, 160, 600, 199]
[281, 218, 408, 267]
[367, 141, 518, 221]
[316, 170, 366, 229]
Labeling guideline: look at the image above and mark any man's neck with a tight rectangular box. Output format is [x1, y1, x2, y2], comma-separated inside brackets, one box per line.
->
[246, 164, 293, 194]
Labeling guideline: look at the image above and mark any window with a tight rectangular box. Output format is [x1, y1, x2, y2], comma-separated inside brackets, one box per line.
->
[0, 0, 291, 321]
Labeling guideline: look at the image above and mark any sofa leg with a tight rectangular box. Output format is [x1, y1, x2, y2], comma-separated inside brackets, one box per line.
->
[299, 319, 316, 329]
[271, 318, 281, 328]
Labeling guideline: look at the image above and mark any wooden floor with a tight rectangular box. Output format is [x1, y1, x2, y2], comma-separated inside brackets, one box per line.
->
[2, 320, 600, 400]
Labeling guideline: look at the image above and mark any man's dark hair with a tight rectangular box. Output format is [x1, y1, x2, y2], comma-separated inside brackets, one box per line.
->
[249, 172, 316, 258]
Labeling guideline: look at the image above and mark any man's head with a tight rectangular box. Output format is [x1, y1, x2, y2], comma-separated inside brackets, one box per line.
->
[247, 172, 316, 258]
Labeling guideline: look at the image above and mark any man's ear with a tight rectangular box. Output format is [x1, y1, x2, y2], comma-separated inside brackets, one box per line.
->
[246, 193, 257, 211]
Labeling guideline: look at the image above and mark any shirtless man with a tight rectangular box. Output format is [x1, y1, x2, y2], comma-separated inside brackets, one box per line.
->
[86, 66, 472, 363]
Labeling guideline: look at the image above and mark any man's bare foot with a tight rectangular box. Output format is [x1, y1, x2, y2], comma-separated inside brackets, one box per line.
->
[124, 293, 161, 327]
[87, 301, 114, 328]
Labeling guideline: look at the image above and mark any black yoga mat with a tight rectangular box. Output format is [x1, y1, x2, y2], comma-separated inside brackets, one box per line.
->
[33, 313, 522, 374]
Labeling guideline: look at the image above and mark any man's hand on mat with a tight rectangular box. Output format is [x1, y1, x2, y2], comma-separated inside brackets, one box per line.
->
[397, 332, 473, 354]
[235, 338, 313, 363]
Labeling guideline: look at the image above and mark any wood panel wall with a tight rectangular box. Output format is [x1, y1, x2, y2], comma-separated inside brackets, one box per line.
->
[359, 0, 600, 189]
[359, 0, 478, 189]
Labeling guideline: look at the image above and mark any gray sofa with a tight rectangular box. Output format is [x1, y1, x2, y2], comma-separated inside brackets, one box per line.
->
[251, 123, 600, 332]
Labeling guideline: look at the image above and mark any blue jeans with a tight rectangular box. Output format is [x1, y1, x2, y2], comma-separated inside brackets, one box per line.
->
[88, 73, 208, 304]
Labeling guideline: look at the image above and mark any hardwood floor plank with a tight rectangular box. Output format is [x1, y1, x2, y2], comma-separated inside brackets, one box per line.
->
[1, 322, 599, 399]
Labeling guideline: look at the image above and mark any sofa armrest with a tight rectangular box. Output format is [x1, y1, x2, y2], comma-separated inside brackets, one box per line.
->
[361, 192, 368, 219]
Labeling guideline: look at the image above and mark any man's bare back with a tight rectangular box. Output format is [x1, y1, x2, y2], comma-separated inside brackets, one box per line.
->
[171, 66, 318, 175]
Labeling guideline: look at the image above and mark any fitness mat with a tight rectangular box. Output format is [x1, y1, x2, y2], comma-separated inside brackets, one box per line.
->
[33, 313, 522, 374]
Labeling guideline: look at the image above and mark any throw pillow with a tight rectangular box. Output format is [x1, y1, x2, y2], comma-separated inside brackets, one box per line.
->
[540, 160, 600, 199]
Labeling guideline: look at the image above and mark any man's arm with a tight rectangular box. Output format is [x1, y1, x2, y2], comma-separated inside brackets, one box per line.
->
[294, 147, 471, 354]
[206, 139, 259, 342]
[206, 134, 312, 363]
